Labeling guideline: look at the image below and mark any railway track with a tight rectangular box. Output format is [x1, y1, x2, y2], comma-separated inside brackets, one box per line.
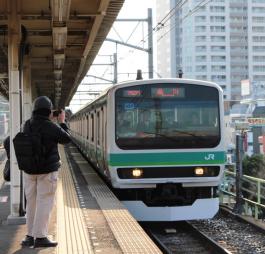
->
[189, 209, 265, 254]
[143, 222, 231, 254]
[143, 208, 265, 254]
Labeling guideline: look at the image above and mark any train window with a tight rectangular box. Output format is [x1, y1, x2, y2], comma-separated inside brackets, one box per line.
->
[86, 115, 89, 140]
[91, 114, 94, 142]
[83, 115, 86, 139]
[97, 111, 100, 145]
[81, 116, 83, 137]
[81, 116, 83, 138]
[78, 116, 81, 135]
[102, 107, 105, 147]
[78, 117, 80, 135]
[115, 83, 221, 149]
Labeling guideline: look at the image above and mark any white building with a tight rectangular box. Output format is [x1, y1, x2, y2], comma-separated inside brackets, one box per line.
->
[156, 0, 265, 101]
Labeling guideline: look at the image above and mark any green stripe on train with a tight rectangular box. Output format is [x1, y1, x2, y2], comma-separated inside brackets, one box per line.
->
[109, 151, 226, 166]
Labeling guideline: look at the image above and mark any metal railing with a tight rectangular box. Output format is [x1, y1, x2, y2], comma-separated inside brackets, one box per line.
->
[220, 169, 265, 220]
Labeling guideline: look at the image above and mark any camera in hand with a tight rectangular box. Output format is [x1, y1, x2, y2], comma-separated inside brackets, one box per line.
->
[53, 109, 62, 117]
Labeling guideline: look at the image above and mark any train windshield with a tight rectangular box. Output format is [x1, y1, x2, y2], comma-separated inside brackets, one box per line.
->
[115, 83, 221, 149]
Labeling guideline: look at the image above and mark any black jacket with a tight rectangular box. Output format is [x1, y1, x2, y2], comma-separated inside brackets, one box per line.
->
[3, 136, 10, 181]
[3, 136, 10, 159]
[23, 114, 71, 174]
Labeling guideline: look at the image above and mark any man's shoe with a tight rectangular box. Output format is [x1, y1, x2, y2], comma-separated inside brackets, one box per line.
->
[21, 235, 34, 247]
[34, 237, 58, 248]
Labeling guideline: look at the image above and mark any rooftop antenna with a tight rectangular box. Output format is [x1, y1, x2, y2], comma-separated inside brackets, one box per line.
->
[178, 69, 183, 78]
[136, 69, 143, 80]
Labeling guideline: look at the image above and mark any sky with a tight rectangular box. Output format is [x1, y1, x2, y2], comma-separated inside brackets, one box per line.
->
[69, 0, 156, 113]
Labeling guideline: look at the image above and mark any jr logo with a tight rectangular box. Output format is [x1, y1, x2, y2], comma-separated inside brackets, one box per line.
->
[204, 154, 215, 160]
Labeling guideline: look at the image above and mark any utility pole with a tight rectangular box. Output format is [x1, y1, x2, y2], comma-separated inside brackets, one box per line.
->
[148, 8, 153, 79]
[106, 8, 154, 79]
[113, 53, 118, 84]
[233, 133, 244, 214]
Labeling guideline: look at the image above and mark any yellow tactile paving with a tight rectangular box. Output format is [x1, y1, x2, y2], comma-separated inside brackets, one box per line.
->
[56, 146, 94, 254]
[57, 144, 162, 254]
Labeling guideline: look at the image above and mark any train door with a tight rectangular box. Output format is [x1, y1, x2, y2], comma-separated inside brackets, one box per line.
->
[88, 111, 92, 160]
[98, 107, 105, 171]
[102, 104, 110, 178]
[80, 115, 82, 138]
[95, 110, 101, 169]
[86, 114, 89, 157]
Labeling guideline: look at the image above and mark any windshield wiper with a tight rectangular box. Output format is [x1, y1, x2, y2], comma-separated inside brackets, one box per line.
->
[140, 130, 205, 141]
[171, 129, 206, 138]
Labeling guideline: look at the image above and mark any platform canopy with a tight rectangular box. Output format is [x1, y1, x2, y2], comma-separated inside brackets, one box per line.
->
[0, 0, 124, 107]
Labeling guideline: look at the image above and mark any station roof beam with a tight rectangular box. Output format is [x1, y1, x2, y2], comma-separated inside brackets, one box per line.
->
[0, 0, 124, 107]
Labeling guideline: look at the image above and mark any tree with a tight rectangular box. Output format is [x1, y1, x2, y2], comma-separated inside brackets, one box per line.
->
[243, 154, 265, 178]
[242, 154, 265, 219]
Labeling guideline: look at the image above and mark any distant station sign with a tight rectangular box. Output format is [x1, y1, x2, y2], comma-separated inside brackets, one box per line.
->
[234, 122, 249, 130]
[247, 118, 265, 127]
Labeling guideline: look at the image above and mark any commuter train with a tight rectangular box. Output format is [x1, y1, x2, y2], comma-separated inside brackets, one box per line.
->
[69, 78, 226, 221]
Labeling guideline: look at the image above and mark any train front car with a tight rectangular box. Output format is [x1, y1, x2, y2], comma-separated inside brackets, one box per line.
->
[109, 79, 225, 221]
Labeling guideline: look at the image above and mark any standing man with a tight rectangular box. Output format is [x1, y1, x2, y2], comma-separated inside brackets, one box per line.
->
[21, 96, 71, 248]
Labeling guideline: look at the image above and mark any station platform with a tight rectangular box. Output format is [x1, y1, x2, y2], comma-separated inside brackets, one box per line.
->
[0, 145, 161, 254]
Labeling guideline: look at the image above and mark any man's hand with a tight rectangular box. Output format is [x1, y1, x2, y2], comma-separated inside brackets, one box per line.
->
[57, 110, 65, 123]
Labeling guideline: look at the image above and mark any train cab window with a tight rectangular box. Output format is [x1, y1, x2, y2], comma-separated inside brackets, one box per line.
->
[115, 83, 221, 149]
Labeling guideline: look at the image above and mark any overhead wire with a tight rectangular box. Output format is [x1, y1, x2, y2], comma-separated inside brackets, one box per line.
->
[117, 0, 188, 63]
[113, 0, 197, 79]
[114, 0, 213, 78]
[154, 0, 188, 32]
[85, 0, 212, 87]
[86, 0, 189, 83]
[157, 0, 213, 42]
[72, 2, 187, 107]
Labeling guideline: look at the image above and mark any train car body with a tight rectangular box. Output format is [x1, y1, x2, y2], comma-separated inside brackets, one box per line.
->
[69, 78, 226, 221]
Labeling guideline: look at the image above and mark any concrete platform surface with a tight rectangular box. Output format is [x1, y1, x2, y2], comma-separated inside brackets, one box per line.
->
[0, 145, 162, 254]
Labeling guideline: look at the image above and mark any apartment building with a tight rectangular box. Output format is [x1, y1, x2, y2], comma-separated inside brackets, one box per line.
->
[156, 0, 265, 100]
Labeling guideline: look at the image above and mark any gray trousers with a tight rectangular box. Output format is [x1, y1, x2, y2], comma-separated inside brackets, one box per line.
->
[23, 171, 58, 238]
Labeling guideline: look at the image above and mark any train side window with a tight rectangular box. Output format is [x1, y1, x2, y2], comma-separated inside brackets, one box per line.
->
[91, 113, 94, 142]
[86, 114, 89, 140]
[83, 114, 87, 139]
[80, 116, 82, 136]
[78, 117, 79, 135]
[81, 116, 82, 135]
[78, 116, 82, 135]
[97, 111, 100, 145]
[81, 116, 83, 137]
[101, 107, 104, 146]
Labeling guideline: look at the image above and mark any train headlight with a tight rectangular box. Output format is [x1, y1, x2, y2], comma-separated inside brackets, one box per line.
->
[132, 168, 143, 178]
[194, 167, 204, 176]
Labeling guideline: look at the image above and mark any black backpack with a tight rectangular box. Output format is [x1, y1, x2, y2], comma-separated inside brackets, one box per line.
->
[13, 121, 46, 174]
